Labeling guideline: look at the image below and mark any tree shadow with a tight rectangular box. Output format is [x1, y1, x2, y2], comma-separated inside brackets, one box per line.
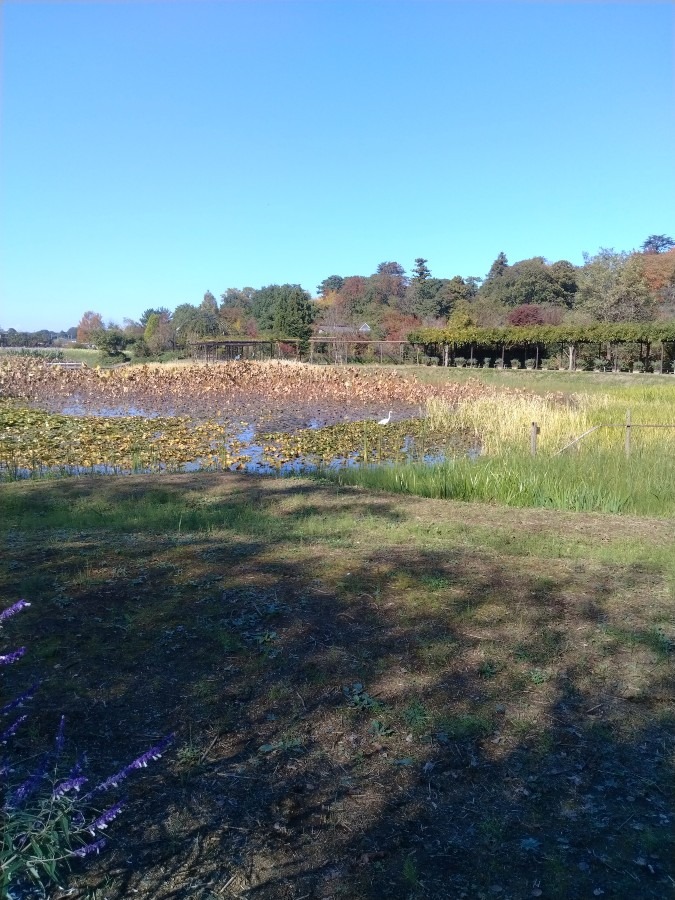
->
[0, 475, 673, 899]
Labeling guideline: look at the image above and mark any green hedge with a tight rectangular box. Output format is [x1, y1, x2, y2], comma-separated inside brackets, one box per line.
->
[408, 323, 675, 350]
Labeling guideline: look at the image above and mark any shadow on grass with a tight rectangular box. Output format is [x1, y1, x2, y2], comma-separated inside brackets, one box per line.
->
[0, 474, 673, 899]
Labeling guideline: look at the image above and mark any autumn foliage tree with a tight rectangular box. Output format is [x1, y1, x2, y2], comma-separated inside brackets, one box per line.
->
[507, 305, 546, 326]
[76, 311, 104, 345]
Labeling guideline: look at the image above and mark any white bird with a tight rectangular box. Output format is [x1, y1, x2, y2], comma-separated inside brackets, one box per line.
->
[377, 410, 393, 425]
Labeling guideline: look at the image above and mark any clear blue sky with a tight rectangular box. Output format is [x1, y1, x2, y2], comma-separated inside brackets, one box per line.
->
[1, 1, 673, 332]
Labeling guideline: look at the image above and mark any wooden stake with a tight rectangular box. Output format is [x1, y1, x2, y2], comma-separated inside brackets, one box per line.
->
[625, 409, 631, 458]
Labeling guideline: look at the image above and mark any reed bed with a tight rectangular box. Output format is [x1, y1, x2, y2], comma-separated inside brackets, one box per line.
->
[327, 449, 675, 516]
[426, 383, 675, 455]
[425, 393, 601, 454]
[325, 385, 675, 516]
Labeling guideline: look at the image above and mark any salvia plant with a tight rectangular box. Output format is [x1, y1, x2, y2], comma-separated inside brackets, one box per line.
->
[0, 599, 173, 898]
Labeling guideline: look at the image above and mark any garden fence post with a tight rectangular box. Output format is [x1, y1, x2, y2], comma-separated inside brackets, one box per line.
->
[530, 421, 539, 456]
[625, 409, 631, 458]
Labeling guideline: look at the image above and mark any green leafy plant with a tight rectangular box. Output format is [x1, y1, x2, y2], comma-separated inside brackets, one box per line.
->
[403, 700, 430, 733]
[370, 720, 394, 738]
[343, 683, 379, 710]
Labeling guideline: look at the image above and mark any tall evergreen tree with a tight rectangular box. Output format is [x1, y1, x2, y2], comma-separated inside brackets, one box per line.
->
[272, 286, 315, 341]
[485, 252, 508, 282]
[316, 275, 345, 297]
[412, 258, 432, 282]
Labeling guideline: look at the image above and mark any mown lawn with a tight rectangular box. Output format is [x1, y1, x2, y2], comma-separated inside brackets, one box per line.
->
[1, 473, 673, 899]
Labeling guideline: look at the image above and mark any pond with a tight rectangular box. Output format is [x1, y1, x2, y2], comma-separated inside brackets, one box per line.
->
[0, 360, 486, 479]
[0, 402, 478, 480]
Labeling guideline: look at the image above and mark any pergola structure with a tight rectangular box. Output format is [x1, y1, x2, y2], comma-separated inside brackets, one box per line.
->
[188, 339, 300, 362]
[188, 338, 421, 365]
[307, 339, 419, 365]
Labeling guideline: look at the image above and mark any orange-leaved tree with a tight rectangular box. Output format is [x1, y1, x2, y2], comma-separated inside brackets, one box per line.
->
[76, 311, 104, 345]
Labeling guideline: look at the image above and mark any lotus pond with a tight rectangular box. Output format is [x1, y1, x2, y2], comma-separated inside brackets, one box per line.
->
[0, 359, 500, 480]
[0, 402, 479, 481]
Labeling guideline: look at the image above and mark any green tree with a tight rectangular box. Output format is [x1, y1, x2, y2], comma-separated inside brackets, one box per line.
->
[576, 249, 655, 322]
[252, 284, 313, 334]
[201, 291, 218, 314]
[316, 275, 345, 297]
[144, 313, 161, 345]
[484, 252, 509, 282]
[412, 258, 432, 282]
[220, 288, 254, 310]
[641, 234, 675, 254]
[139, 307, 171, 327]
[272, 286, 315, 341]
[368, 262, 407, 307]
[93, 328, 128, 357]
[376, 261, 407, 279]
[479, 257, 577, 307]
[172, 302, 221, 343]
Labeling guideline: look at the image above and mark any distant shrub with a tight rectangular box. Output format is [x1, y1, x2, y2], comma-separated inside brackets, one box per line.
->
[506, 305, 546, 327]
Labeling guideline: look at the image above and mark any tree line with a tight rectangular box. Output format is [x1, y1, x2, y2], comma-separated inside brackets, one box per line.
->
[2, 235, 673, 358]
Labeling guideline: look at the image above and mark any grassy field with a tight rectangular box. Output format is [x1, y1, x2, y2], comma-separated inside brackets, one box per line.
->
[1, 473, 673, 898]
[399, 364, 675, 396]
[61, 348, 101, 365]
[326, 369, 675, 516]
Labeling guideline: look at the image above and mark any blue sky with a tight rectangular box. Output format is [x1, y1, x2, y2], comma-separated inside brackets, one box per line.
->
[1, 1, 673, 332]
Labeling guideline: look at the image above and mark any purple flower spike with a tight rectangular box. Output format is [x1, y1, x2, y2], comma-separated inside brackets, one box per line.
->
[88, 800, 124, 834]
[0, 600, 31, 623]
[85, 768, 127, 798]
[128, 733, 175, 771]
[0, 648, 26, 666]
[55, 715, 66, 754]
[7, 755, 49, 808]
[71, 837, 107, 858]
[0, 715, 27, 745]
[0, 684, 38, 717]
[85, 734, 174, 800]
[53, 776, 88, 799]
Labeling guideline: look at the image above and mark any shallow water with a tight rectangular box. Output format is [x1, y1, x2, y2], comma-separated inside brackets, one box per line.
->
[2, 395, 477, 481]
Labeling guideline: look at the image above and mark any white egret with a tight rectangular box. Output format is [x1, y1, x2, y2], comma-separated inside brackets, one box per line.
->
[377, 410, 393, 425]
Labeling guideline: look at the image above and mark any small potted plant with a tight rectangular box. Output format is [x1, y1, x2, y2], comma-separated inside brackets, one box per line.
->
[525, 358, 536, 370]
[633, 360, 644, 374]
[482, 357, 492, 368]
[510, 359, 521, 369]
[454, 357, 466, 368]
[494, 359, 504, 369]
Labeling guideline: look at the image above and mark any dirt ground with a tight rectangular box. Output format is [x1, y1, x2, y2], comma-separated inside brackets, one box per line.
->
[1, 474, 673, 899]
